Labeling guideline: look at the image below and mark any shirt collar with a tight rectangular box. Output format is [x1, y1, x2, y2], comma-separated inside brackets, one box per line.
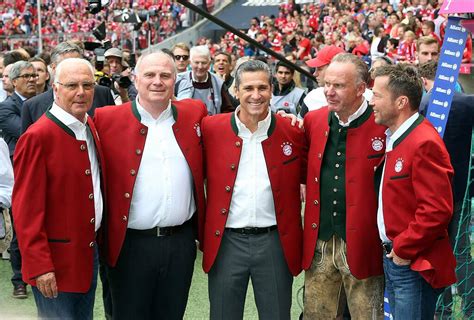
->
[334, 99, 368, 127]
[385, 112, 419, 152]
[50, 103, 88, 137]
[192, 71, 209, 83]
[234, 106, 272, 136]
[14, 91, 28, 101]
[136, 97, 172, 124]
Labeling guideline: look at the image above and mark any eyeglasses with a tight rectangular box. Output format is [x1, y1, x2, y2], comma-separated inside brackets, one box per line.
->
[16, 73, 39, 80]
[174, 55, 189, 61]
[56, 82, 95, 91]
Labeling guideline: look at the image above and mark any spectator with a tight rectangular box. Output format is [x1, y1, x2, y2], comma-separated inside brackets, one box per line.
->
[271, 61, 307, 117]
[104, 47, 137, 104]
[29, 57, 50, 94]
[172, 42, 191, 74]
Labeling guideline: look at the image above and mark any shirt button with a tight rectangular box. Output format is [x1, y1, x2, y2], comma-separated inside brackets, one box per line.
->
[85, 169, 91, 176]
[311, 223, 318, 229]
[225, 186, 231, 192]
[335, 175, 339, 180]
[124, 192, 130, 199]
[130, 169, 136, 176]
[335, 164, 340, 168]
[235, 141, 241, 147]
[333, 200, 337, 205]
[338, 128, 342, 133]
[215, 230, 221, 236]
[140, 128, 146, 135]
[337, 152, 341, 156]
[80, 144, 86, 151]
[313, 200, 319, 205]
[135, 149, 142, 155]
[221, 208, 227, 214]
[90, 217, 95, 224]
[333, 188, 337, 192]
[122, 215, 127, 221]
[89, 242, 95, 248]
[88, 193, 94, 200]
[230, 164, 236, 170]
[333, 212, 337, 217]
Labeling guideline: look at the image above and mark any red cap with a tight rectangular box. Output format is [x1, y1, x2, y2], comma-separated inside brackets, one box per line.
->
[306, 45, 345, 68]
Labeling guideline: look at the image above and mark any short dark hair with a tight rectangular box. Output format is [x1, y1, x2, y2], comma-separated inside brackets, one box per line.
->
[234, 60, 272, 89]
[214, 51, 231, 64]
[373, 64, 423, 111]
[275, 61, 294, 74]
[3, 51, 27, 67]
[418, 61, 437, 81]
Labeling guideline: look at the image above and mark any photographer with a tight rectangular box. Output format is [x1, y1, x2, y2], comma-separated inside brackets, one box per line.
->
[104, 48, 137, 104]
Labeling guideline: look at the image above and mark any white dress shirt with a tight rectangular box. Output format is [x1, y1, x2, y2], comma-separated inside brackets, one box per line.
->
[377, 112, 420, 242]
[304, 88, 374, 112]
[128, 99, 195, 229]
[50, 103, 103, 231]
[334, 99, 368, 127]
[226, 107, 277, 228]
[0, 138, 13, 208]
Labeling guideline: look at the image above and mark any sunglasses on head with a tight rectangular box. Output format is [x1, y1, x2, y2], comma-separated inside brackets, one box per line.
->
[174, 55, 189, 61]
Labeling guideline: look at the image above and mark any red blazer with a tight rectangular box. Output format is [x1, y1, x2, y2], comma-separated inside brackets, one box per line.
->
[201, 112, 306, 276]
[302, 107, 386, 279]
[379, 117, 456, 288]
[94, 99, 207, 267]
[12, 112, 105, 293]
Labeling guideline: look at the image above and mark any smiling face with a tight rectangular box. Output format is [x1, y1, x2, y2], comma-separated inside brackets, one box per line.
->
[191, 54, 211, 82]
[235, 70, 272, 123]
[53, 62, 95, 122]
[135, 52, 176, 110]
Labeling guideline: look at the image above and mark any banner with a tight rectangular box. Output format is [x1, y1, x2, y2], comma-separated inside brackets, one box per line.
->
[425, 17, 468, 138]
[439, 0, 474, 14]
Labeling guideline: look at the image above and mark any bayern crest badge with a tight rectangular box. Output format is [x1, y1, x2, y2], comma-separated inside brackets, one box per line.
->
[371, 137, 384, 152]
[281, 142, 293, 156]
[394, 158, 404, 173]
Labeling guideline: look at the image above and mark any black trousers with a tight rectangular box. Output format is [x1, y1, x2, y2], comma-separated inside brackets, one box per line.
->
[107, 223, 196, 320]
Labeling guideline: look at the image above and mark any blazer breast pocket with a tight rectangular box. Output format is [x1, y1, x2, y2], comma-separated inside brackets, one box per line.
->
[282, 156, 299, 165]
[389, 174, 410, 180]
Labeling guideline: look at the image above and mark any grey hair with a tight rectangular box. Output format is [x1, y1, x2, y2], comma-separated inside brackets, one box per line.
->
[190, 45, 211, 62]
[54, 58, 94, 84]
[135, 49, 177, 78]
[50, 42, 83, 66]
[9, 61, 34, 80]
[330, 53, 370, 85]
[234, 60, 272, 89]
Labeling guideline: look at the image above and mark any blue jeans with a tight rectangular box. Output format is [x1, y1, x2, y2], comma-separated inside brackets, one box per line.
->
[32, 247, 98, 320]
[383, 254, 443, 320]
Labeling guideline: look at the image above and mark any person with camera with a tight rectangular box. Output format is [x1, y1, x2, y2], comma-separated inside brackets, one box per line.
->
[104, 48, 137, 105]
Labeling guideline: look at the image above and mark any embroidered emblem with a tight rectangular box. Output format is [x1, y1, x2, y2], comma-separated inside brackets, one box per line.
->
[194, 123, 201, 137]
[281, 142, 293, 156]
[371, 137, 384, 152]
[395, 158, 404, 173]
[284, 101, 289, 107]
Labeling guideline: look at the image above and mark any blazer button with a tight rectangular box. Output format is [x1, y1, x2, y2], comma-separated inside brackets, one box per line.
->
[85, 169, 91, 176]
[314, 177, 318, 183]
[215, 230, 221, 236]
[140, 128, 146, 135]
[88, 193, 94, 200]
[80, 144, 86, 151]
[230, 164, 236, 170]
[312, 223, 318, 229]
[89, 242, 95, 248]
[130, 169, 136, 176]
[225, 186, 231, 192]
[221, 208, 227, 214]
[318, 153, 322, 159]
[136, 149, 142, 155]
[313, 200, 319, 205]
[324, 131, 328, 137]
[235, 141, 241, 147]
[90, 217, 95, 224]
[122, 215, 127, 221]
[124, 192, 130, 199]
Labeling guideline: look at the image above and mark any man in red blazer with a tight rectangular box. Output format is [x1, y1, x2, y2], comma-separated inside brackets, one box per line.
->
[13, 58, 104, 319]
[94, 51, 207, 319]
[372, 64, 456, 319]
[202, 60, 306, 319]
[303, 53, 385, 319]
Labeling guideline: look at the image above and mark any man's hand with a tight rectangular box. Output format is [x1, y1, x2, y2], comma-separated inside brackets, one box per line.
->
[36, 272, 58, 298]
[387, 249, 411, 266]
[277, 111, 304, 128]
